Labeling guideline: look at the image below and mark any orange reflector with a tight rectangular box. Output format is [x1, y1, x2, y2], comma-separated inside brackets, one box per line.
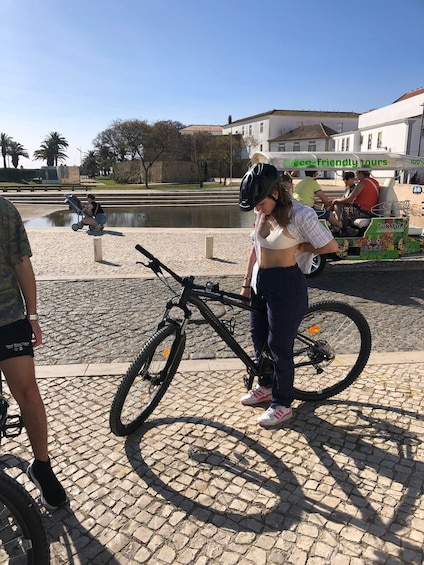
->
[308, 325, 321, 335]
[163, 347, 171, 357]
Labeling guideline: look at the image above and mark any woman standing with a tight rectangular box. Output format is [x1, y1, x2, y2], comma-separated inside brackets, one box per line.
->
[239, 163, 338, 429]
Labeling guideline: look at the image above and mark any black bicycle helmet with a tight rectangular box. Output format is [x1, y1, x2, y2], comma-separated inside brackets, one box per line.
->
[239, 163, 279, 211]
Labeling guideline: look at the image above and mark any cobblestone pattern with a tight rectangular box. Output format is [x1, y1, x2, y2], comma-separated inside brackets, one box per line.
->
[35, 269, 424, 366]
[2, 362, 423, 564]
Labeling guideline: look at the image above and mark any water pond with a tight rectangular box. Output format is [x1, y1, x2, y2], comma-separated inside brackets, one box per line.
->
[24, 205, 254, 229]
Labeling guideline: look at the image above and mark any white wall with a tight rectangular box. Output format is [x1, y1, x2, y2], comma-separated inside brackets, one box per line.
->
[359, 92, 424, 155]
[223, 113, 359, 158]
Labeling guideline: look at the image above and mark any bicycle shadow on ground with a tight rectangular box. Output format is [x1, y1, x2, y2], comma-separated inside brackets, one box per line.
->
[124, 416, 304, 533]
[123, 404, 423, 561]
[0, 455, 121, 565]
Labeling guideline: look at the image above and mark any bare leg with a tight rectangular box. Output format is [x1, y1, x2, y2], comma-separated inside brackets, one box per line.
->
[328, 210, 342, 229]
[0, 356, 48, 461]
[332, 203, 343, 226]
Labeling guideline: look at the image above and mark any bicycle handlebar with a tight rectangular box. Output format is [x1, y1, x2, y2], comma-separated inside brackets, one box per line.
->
[135, 244, 245, 303]
[135, 244, 184, 284]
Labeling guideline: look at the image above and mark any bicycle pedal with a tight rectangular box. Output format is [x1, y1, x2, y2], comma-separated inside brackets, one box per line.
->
[1, 414, 24, 437]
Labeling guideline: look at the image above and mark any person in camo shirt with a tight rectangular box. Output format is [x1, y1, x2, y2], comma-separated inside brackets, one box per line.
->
[0, 197, 67, 510]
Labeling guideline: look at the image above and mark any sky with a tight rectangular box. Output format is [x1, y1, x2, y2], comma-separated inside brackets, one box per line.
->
[1, 0, 423, 168]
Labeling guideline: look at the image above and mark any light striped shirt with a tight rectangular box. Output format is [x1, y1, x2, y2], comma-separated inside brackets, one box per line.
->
[251, 200, 334, 291]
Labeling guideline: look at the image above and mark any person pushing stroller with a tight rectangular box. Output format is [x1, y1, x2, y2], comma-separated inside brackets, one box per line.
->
[79, 194, 107, 230]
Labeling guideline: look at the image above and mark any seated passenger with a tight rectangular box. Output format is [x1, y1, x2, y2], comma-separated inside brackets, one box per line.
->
[332, 171, 380, 228]
[342, 171, 356, 197]
[293, 169, 342, 230]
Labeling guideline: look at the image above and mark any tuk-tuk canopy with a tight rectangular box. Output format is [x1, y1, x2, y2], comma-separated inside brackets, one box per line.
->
[251, 151, 424, 171]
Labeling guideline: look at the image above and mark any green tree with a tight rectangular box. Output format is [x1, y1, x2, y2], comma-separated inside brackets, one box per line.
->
[209, 134, 244, 183]
[94, 119, 184, 187]
[33, 131, 68, 166]
[0, 132, 12, 168]
[136, 120, 183, 188]
[181, 131, 216, 186]
[81, 150, 99, 178]
[8, 141, 29, 168]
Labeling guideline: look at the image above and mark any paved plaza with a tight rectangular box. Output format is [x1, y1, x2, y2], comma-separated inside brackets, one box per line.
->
[1, 226, 423, 564]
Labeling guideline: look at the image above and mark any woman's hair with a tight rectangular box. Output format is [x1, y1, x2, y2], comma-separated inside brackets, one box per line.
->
[87, 194, 96, 200]
[271, 179, 293, 227]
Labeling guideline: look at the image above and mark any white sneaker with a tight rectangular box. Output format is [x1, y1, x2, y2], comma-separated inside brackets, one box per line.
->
[241, 385, 272, 407]
[258, 405, 292, 428]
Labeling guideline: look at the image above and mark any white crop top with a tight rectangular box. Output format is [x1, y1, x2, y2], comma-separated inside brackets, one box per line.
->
[256, 216, 301, 250]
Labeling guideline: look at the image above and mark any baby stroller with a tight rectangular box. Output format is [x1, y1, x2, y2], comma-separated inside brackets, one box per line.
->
[64, 195, 105, 232]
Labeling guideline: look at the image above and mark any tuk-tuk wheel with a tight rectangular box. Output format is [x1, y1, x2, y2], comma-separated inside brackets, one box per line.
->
[71, 223, 79, 231]
[305, 254, 326, 277]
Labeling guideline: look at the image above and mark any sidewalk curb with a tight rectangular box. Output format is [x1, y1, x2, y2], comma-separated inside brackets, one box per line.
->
[35, 350, 424, 378]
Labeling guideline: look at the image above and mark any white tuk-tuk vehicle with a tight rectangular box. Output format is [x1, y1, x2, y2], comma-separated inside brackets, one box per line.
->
[251, 151, 424, 276]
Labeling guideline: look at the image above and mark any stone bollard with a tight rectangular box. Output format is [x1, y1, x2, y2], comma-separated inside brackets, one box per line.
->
[94, 237, 103, 262]
[205, 236, 213, 259]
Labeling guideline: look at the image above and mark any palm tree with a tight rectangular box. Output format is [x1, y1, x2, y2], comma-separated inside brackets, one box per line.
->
[8, 141, 29, 168]
[33, 132, 68, 166]
[0, 133, 12, 168]
[81, 150, 99, 178]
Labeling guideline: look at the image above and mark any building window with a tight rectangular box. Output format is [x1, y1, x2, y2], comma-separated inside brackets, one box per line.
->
[278, 143, 286, 152]
[260, 144, 263, 151]
[293, 142, 300, 151]
[308, 141, 316, 151]
[241, 126, 245, 136]
[367, 134, 372, 150]
[341, 139, 345, 151]
[377, 132, 382, 148]
[346, 137, 350, 151]
[337, 123, 343, 133]
[260, 122, 264, 133]
[249, 125, 252, 135]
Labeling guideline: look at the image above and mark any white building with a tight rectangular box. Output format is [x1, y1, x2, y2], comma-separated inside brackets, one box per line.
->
[332, 87, 424, 182]
[221, 110, 359, 159]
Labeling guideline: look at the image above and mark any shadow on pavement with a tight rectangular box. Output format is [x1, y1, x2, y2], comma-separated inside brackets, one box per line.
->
[308, 269, 424, 307]
[125, 417, 303, 533]
[0, 455, 121, 565]
[123, 403, 423, 562]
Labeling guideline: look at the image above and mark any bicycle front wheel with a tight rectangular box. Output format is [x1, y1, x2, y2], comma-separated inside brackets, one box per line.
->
[0, 472, 50, 564]
[293, 301, 371, 401]
[109, 323, 186, 436]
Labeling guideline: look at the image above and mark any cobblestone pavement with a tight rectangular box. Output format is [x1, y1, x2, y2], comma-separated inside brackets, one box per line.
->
[2, 361, 423, 564]
[0, 268, 423, 564]
[35, 268, 424, 365]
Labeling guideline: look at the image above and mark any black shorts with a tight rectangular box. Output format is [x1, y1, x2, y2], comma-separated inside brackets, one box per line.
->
[0, 319, 34, 362]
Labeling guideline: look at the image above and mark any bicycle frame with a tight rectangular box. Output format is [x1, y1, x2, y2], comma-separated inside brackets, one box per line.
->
[137, 245, 329, 390]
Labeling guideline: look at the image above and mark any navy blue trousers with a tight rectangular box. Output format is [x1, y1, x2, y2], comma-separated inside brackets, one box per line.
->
[250, 265, 308, 407]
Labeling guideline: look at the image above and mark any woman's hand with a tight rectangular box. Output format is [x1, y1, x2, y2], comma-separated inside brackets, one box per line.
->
[240, 286, 251, 303]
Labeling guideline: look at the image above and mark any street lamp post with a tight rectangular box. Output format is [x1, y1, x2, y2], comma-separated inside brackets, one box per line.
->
[228, 115, 232, 186]
[76, 147, 83, 167]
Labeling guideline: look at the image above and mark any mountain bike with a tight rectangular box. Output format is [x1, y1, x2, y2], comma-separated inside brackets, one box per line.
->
[110, 245, 372, 437]
[0, 374, 50, 564]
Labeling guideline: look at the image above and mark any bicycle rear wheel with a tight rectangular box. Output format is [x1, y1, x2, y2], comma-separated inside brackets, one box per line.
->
[0, 472, 50, 564]
[109, 322, 186, 436]
[293, 301, 371, 401]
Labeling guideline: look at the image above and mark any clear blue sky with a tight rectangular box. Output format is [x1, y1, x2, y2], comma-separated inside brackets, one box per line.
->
[1, 0, 423, 167]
